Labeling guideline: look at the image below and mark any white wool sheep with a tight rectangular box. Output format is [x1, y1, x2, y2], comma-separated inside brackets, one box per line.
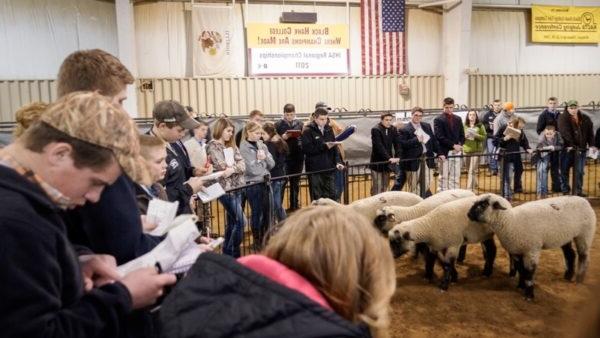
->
[467, 194, 596, 300]
[388, 195, 496, 291]
[374, 189, 475, 232]
[312, 191, 423, 224]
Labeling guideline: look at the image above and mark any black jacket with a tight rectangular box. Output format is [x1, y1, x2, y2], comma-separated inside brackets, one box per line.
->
[369, 123, 399, 172]
[266, 141, 287, 178]
[0, 166, 133, 337]
[433, 113, 465, 156]
[301, 122, 340, 172]
[481, 110, 500, 138]
[66, 174, 163, 265]
[164, 145, 194, 215]
[557, 110, 595, 149]
[159, 252, 372, 338]
[536, 109, 561, 134]
[494, 125, 530, 163]
[398, 122, 438, 171]
[275, 118, 305, 170]
[596, 127, 600, 148]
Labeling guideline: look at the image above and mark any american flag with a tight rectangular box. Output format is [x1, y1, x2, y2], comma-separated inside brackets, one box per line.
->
[361, 0, 406, 75]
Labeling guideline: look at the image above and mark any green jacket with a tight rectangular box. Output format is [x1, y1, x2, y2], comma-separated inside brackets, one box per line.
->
[463, 123, 486, 153]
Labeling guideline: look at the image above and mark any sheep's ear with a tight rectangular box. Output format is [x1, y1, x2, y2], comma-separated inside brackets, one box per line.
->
[402, 231, 412, 241]
[492, 201, 507, 210]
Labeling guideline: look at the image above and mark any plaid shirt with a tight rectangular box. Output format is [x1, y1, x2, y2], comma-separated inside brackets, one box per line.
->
[0, 154, 73, 209]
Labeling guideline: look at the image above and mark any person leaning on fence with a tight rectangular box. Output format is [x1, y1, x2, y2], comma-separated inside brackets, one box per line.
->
[533, 125, 564, 199]
[463, 110, 487, 190]
[481, 99, 502, 176]
[557, 100, 596, 197]
[301, 107, 344, 201]
[263, 121, 289, 222]
[0, 92, 177, 338]
[434, 97, 465, 192]
[240, 121, 275, 251]
[135, 135, 168, 227]
[369, 112, 400, 195]
[397, 107, 438, 196]
[159, 206, 396, 338]
[536, 96, 562, 193]
[493, 102, 524, 193]
[206, 118, 247, 258]
[494, 116, 532, 202]
[275, 103, 304, 211]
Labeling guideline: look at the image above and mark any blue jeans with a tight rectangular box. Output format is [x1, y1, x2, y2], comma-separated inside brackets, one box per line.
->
[246, 184, 270, 249]
[271, 179, 286, 222]
[218, 192, 245, 258]
[561, 150, 587, 194]
[502, 161, 515, 200]
[334, 169, 345, 202]
[486, 138, 498, 172]
[536, 156, 550, 195]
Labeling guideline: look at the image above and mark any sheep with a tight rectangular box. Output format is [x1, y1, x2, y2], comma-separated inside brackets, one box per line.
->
[312, 191, 423, 224]
[388, 195, 497, 291]
[467, 194, 596, 300]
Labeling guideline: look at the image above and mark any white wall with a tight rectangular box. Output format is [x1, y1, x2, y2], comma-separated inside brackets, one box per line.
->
[0, 0, 118, 79]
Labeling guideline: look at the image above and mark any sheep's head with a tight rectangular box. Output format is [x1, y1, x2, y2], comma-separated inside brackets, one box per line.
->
[467, 194, 509, 224]
[374, 206, 396, 234]
[387, 223, 413, 258]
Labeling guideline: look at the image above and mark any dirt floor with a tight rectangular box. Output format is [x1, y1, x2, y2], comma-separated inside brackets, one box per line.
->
[387, 199, 600, 338]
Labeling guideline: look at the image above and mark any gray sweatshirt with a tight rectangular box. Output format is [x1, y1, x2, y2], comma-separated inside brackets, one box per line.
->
[240, 140, 275, 183]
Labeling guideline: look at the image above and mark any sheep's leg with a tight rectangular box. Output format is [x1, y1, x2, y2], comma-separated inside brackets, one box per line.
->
[522, 253, 540, 300]
[456, 244, 467, 263]
[514, 256, 526, 289]
[576, 253, 589, 283]
[561, 243, 576, 281]
[439, 259, 455, 291]
[424, 249, 436, 282]
[481, 238, 497, 277]
[438, 248, 458, 291]
[509, 253, 517, 277]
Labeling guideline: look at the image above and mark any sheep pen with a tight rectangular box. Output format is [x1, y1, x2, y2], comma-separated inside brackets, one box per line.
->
[387, 199, 600, 337]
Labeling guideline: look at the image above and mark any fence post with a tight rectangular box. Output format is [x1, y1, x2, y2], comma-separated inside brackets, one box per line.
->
[263, 174, 274, 243]
[571, 148, 578, 196]
[418, 155, 427, 199]
[343, 161, 350, 204]
[499, 149, 505, 198]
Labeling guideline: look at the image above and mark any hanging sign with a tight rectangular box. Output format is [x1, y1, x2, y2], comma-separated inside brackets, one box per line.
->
[532, 5, 600, 43]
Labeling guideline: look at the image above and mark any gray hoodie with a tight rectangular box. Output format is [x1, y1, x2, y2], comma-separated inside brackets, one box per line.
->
[240, 140, 275, 183]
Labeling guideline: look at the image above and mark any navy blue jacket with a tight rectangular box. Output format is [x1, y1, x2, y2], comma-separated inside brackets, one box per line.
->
[301, 122, 340, 172]
[66, 174, 163, 265]
[164, 145, 194, 215]
[433, 113, 465, 156]
[481, 110, 500, 138]
[398, 122, 438, 171]
[536, 109, 561, 134]
[0, 166, 133, 337]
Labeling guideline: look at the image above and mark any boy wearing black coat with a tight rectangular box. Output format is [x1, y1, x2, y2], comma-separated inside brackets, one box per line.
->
[369, 112, 400, 195]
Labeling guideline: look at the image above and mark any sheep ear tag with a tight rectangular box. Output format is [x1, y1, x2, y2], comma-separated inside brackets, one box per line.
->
[492, 201, 507, 210]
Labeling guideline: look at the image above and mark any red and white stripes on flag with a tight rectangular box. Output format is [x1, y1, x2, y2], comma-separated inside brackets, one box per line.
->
[361, 0, 406, 75]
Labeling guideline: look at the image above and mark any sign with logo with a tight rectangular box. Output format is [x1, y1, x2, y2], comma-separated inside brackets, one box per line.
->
[532, 5, 600, 43]
[246, 23, 349, 75]
[193, 6, 234, 76]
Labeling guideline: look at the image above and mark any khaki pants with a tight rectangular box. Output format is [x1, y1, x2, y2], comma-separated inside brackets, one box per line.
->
[438, 153, 462, 192]
[465, 155, 479, 190]
[370, 170, 390, 196]
[405, 167, 433, 196]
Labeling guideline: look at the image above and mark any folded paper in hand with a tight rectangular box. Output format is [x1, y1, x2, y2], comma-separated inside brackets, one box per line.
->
[146, 199, 179, 236]
[467, 127, 478, 138]
[335, 125, 357, 142]
[199, 170, 225, 181]
[196, 183, 226, 203]
[587, 148, 599, 160]
[503, 126, 521, 140]
[224, 147, 235, 167]
[414, 127, 430, 144]
[117, 217, 200, 277]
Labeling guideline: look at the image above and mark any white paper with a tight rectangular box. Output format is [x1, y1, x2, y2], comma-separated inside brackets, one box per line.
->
[147, 199, 179, 236]
[196, 183, 226, 203]
[224, 147, 235, 167]
[414, 127, 430, 144]
[587, 148, 599, 160]
[117, 219, 201, 277]
[199, 170, 224, 181]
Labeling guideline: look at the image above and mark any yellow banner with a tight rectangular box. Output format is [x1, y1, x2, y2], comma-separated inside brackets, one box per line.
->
[247, 23, 349, 49]
[532, 5, 600, 43]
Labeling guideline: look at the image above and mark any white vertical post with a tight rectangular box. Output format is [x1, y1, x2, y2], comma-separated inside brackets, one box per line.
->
[115, 0, 139, 118]
[442, 0, 472, 106]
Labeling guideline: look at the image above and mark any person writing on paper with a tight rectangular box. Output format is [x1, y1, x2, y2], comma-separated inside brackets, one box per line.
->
[160, 206, 396, 338]
[0, 92, 176, 337]
[494, 116, 532, 202]
[369, 112, 400, 195]
[397, 107, 439, 196]
[206, 118, 247, 257]
[463, 110, 487, 190]
[434, 97, 465, 191]
[136, 135, 169, 231]
[240, 122, 275, 250]
[149, 100, 207, 215]
[275, 103, 304, 211]
[493, 102, 524, 193]
[302, 108, 344, 201]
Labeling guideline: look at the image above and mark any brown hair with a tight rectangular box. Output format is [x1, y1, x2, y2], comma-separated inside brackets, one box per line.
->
[380, 112, 393, 120]
[212, 118, 236, 148]
[443, 97, 455, 105]
[263, 206, 396, 338]
[411, 106, 424, 114]
[21, 122, 116, 171]
[243, 121, 263, 140]
[139, 134, 166, 158]
[13, 102, 49, 138]
[57, 49, 134, 98]
[262, 122, 288, 154]
[249, 109, 264, 118]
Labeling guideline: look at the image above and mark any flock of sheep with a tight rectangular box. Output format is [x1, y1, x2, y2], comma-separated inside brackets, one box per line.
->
[312, 190, 597, 300]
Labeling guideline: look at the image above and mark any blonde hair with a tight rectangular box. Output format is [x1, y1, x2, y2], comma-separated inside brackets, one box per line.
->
[212, 118, 236, 148]
[13, 102, 49, 138]
[263, 206, 396, 338]
[139, 134, 166, 159]
[243, 121, 263, 140]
